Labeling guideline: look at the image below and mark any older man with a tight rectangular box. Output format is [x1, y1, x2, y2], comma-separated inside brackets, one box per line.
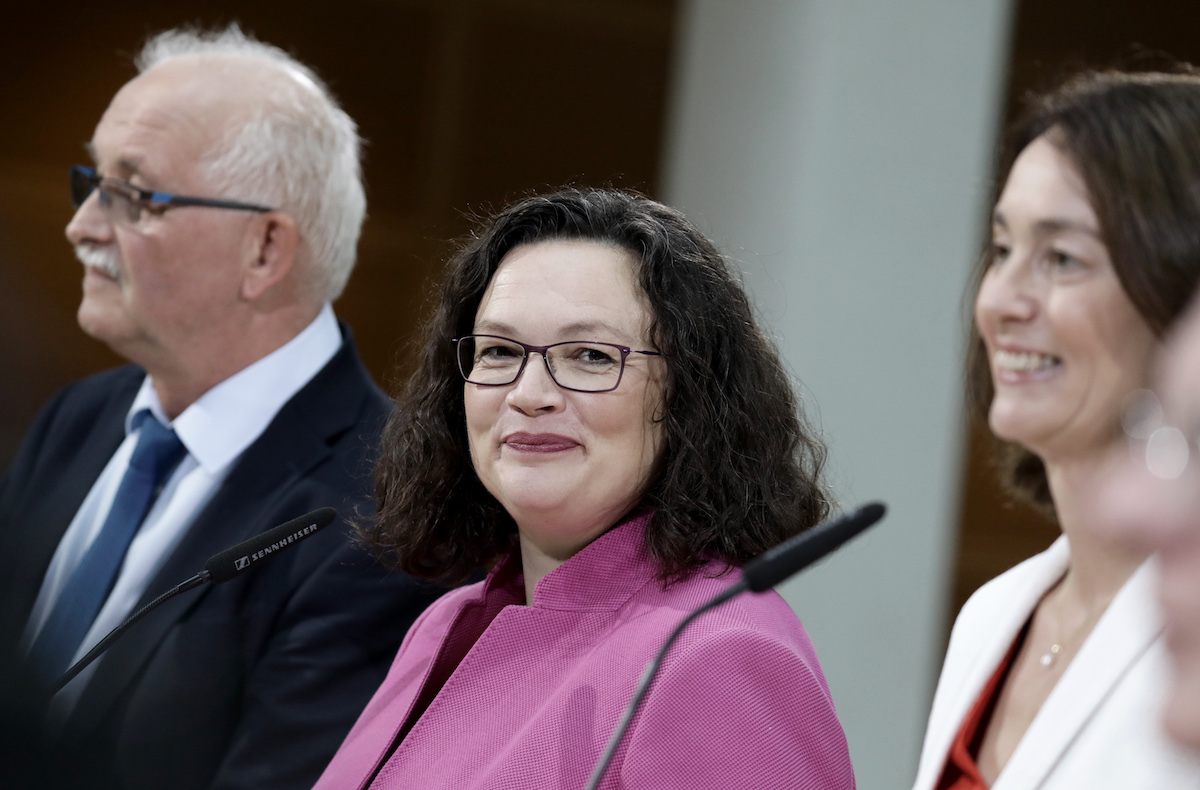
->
[0, 27, 436, 790]
[1099, 292, 1200, 753]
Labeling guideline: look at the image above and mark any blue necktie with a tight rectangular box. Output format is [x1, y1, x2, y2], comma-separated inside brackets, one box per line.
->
[28, 411, 187, 683]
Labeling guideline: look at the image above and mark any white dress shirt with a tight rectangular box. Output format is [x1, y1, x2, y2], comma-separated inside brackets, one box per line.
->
[22, 303, 342, 717]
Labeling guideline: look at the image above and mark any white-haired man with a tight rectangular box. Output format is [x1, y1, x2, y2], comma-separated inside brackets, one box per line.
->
[0, 27, 438, 789]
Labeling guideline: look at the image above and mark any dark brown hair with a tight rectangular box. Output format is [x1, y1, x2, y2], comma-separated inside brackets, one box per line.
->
[969, 69, 1200, 509]
[366, 188, 831, 584]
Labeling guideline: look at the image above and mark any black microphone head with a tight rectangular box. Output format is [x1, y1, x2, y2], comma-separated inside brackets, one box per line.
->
[742, 501, 887, 593]
[204, 507, 338, 584]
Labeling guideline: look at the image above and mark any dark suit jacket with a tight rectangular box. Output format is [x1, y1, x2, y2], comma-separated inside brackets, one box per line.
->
[0, 331, 440, 790]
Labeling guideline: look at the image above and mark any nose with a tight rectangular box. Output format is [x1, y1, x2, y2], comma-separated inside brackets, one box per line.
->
[65, 188, 115, 247]
[975, 253, 1038, 332]
[505, 351, 565, 415]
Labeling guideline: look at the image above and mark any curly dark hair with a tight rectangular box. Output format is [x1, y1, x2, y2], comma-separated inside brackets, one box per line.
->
[366, 188, 831, 584]
[968, 69, 1200, 511]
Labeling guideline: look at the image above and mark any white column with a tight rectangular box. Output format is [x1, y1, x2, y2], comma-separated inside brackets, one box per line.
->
[662, 1, 1014, 786]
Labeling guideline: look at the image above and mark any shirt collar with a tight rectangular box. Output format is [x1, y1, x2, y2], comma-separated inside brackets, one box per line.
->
[126, 303, 342, 474]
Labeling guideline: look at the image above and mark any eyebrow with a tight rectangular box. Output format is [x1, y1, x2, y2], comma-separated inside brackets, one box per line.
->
[83, 143, 145, 180]
[992, 210, 1103, 240]
[473, 319, 635, 342]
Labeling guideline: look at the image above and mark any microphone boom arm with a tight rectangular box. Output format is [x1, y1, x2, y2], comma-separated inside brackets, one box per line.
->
[580, 501, 886, 790]
[48, 506, 338, 695]
[50, 571, 211, 695]
[581, 579, 747, 790]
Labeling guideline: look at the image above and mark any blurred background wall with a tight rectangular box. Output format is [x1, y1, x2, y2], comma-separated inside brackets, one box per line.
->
[4, 1, 1200, 786]
[663, 4, 1012, 787]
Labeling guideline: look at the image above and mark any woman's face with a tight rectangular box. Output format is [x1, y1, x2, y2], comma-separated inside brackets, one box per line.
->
[975, 134, 1159, 463]
[464, 239, 666, 562]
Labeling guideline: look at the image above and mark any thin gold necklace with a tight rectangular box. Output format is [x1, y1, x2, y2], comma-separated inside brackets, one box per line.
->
[1039, 584, 1099, 668]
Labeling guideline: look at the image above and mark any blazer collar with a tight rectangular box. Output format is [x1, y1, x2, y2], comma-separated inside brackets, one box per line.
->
[918, 538, 1067, 790]
[961, 537, 1071, 700]
[470, 511, 670, 612]
[515, 511, 663, 611]
[994, 554, 1163, 789]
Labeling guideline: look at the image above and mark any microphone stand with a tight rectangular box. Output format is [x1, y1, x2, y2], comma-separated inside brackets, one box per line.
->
[581, 501, 886, 790]
[47, 506, 337, 695]
[580, 578, 747, 790]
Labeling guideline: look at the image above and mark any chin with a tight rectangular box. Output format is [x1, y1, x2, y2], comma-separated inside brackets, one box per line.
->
[491, 463, 577, 501]
[76, 305, 116, 343]
[503, 493, 571, 520]
[987, 403, 1040, 446]
[988, 399, 1089, 458]
[489, 479, 569, 521]
[501, 489, 624, 538]
[77, 308, 142, 359]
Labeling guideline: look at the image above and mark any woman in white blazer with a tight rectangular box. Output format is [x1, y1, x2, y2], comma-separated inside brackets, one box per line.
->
[912, 70, 1200, 790]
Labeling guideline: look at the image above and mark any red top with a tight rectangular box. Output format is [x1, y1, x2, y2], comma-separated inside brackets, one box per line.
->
[935, 630, 1025, 790]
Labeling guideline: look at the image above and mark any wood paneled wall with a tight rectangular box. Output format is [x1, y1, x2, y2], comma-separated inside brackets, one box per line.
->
[4, 0, 1200, 628]
[0, 0, 675, 464]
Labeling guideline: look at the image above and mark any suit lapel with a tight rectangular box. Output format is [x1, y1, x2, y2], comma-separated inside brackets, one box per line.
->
[61, 335, 373, 742]
[995, 557, 1162, 790]
[0, 372, 139, 650]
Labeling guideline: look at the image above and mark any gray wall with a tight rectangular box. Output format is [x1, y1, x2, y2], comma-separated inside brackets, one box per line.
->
[661, 1, 1014, 786]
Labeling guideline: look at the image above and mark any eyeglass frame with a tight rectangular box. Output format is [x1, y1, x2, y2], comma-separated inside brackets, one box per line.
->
[451, 333, 662, 393]
[70, 165, 276, 224]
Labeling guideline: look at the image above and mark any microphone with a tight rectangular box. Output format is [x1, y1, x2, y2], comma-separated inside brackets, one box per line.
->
[582, 501, 887, 790]
[742, 501, 887, 592]
[49, 507, 337, 694]
[205, 507, 338, 583]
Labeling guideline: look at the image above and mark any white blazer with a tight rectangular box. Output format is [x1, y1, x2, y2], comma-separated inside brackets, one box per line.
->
[912, 537, 1200, 790]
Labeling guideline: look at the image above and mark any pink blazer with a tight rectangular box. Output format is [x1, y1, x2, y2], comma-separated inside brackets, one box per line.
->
[314, 513, 855, 790]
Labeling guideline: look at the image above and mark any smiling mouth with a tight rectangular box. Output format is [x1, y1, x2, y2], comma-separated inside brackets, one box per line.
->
[993, 349, 1061, 373]
[503, 433, 580, 453]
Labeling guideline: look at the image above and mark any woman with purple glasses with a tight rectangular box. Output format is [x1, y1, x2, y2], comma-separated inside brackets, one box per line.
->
[314, 188, 855, 789]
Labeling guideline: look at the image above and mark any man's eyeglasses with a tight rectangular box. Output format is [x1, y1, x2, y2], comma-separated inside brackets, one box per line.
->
[70, 165, 275, 226]
[452, 334, 661, 393]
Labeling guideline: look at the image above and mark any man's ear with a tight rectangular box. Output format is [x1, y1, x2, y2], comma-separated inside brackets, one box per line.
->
[241, 211, 299, 301]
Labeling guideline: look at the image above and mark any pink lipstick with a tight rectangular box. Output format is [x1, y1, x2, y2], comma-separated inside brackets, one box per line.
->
[503, 432, 580, 453]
